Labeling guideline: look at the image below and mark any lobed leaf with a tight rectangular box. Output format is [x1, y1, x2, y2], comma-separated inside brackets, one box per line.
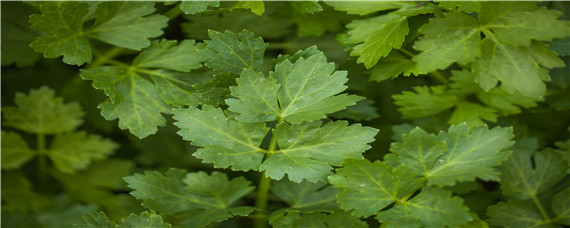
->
[272, 180, 339, 210]
[1, 131, 36, 170]
[180, 1, 220, 14]
[392, 85, 459, 119]
[289, 1, 322, 14]
[269, 209, 367, 228]
[47, 131, 118, 173]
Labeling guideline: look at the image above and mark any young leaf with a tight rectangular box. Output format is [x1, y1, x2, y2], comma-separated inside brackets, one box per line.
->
[269, 210, 367, 228]
[375, 187, 471, 227]
[272, 180, 340, 210]
[47, 132, 118, 173]
[173, 105, 268, 171]
[225, 69, 281, 122]
[124, 169, 256, 226]
[500, 145, 568, 200]
[412, 12, 481, 73]
[180, 1, 220, 14]
[392, 86, 459, 119]
[198, 30, 267, 75]
[345, 14, 409, 68]
[289, 1, 323, 14]
[2, 86, 84, 134]
[1, 131, 35, 170]
[75, 211, 117, 227]
[367, 51, 418, 82]
[231, 1, 265, 15]
[260, 121, 378, 182]
[448, 101, 498, 126]
[133, 39, 202, 72]
[328, 159, 423, 217]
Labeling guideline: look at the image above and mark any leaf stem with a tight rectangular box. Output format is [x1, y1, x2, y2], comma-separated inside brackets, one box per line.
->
[430, 70, 449, 84]
[253, 117, 283, 228]
[397, 48, 416, 58]
[88, 46, 125, 68]
[37, 132, 47, 188]
[531, 195, 551, 224]
[163, 3, 183, 20]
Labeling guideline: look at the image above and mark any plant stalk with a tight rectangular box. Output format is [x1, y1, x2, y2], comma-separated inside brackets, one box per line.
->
[88, 46, 124, 68]
[164, 3, 183, 20]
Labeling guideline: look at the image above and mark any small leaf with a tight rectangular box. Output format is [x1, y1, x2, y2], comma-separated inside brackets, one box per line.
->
[226, 69, 281, 122]
[198, 29, 267, 75]
[2, 86, 84, 134]
[47, 131, 118, 173]
[392, 86, 459, 119]
[448, 101, 498, 126]
[133, 39, 202, 72]
[118, 211, 171, 228]
[180, 1, 220, 14]
[231, 1, 265, 15]
[75, 211, 117, 227]
[1, 131, 36, 170]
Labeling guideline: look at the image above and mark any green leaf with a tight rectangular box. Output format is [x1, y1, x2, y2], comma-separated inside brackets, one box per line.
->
[1, 1, 41, 67]
[326, 1, 411, 15]
[486, 200, 544, 228]
[376, 187, 471, 227]
[271, 52, 363, 124]
[1, 131, 36, 170]
[553, 187, 570, 225]
[226, 69, 281, 122]
[412, 12, 481, 73]
[345, 14, 409, 68]
[476, 88, 540, 116]
[29, 2, 168, 66]
[261, 121, 378, 182]
[520, 41, 566, 69]
[86, 1, 168, 50]
[118, 211, 171, 228]
[231, 1, 265, 15]
[1, 172, 51, 212]
[47, 131, 118, 173]
[500, 144, 568, 200]
[328, 159, 423, 217]
[429, 124, 514, 186]
[367, 51, 418, 82]
[124, 169, 255, 226]
[81, 67, 171, 138]
[437, 1, 481, 13]
[329, 99, 380, 121]
[484, 7, 570, 47]
[193, 73, 238, 106]
[473, 38, 550, 98]
[179, 207, 259, 228]
[392, 86, 459, 119]
[448, 101, 498, 126]
[173, 105, 269, 171]
[290, 7, 354, 37]
[180, 1, 220, 14]
[289, 1, 323, 14]
[29, 1, 92, 65]
[75, 211, 117, 227]
[272, 180, 339, 210]
[198, 29, 267, 75]
[269, 209, 367, 228]
[2, 86, 84, 134]
[133, 39, 202, 72]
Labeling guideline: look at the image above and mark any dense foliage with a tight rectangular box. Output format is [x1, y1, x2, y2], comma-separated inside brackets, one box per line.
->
[2, 1, 570, 227]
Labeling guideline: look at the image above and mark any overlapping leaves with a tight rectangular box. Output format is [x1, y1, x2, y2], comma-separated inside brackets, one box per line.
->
[124, 169, 257, 227]
[29, 1, 168, 66]
[75, 211, 171, 228]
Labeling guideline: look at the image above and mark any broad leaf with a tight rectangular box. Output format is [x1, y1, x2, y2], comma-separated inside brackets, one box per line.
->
[367, 51, 418, 82]
[376, 187, 471, 227]
[2, 86, 84, 134]
[133, 39, 202, 72]
[124, 169, 256, 227]
[198, 30, 267, 75]
[193, 73, 238, 106]
[448, 101, 498, 126]
[226, 69, 281, 122]
[1, 131, 36, 170]
[173, 105, 268, 171]
[47, 132, 118, 173]
[75, 211, 117, 227]
[345, 14, 409, 68]
[500, 143, 568, 200]
[328, 159, 423, 217]
[413, 12, 481, 73]
[261, 121, 377, 182]
[119, 211, 171, 228]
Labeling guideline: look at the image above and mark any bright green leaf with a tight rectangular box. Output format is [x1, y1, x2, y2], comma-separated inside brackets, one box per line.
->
[231, 1, 265, 15]
[180, 1, 220, 14]
[500, 144, 568, 200]
[367, 51, 418, 82]
[329, 99, 380, 121]
[86, 1, 168, 50]
[198, 29, 267, 75]
[2, 86, 84, 134]
[345, 14, 409, 68]
[520, 41, 566, 69]
[118, 211, 171, 228]
[261, 120, 378, 182]
[328, 159, 423, 217]
[173, 105, 268, 171]
[392, 86, 459, 119]
[124, 169, 255, 226]
[289, 1, 322, 14]
[437, 1, 481, 13]
[226, 69, 281, 122]
[486, 200, 545, 228]
[1, 131, 36, 170]
[47, 131, 118, 173]
[448, 101, 498, 126]
[376, 187, 471, 227]
[75, 211, 117, 227]
[413, 12, 481, 73]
